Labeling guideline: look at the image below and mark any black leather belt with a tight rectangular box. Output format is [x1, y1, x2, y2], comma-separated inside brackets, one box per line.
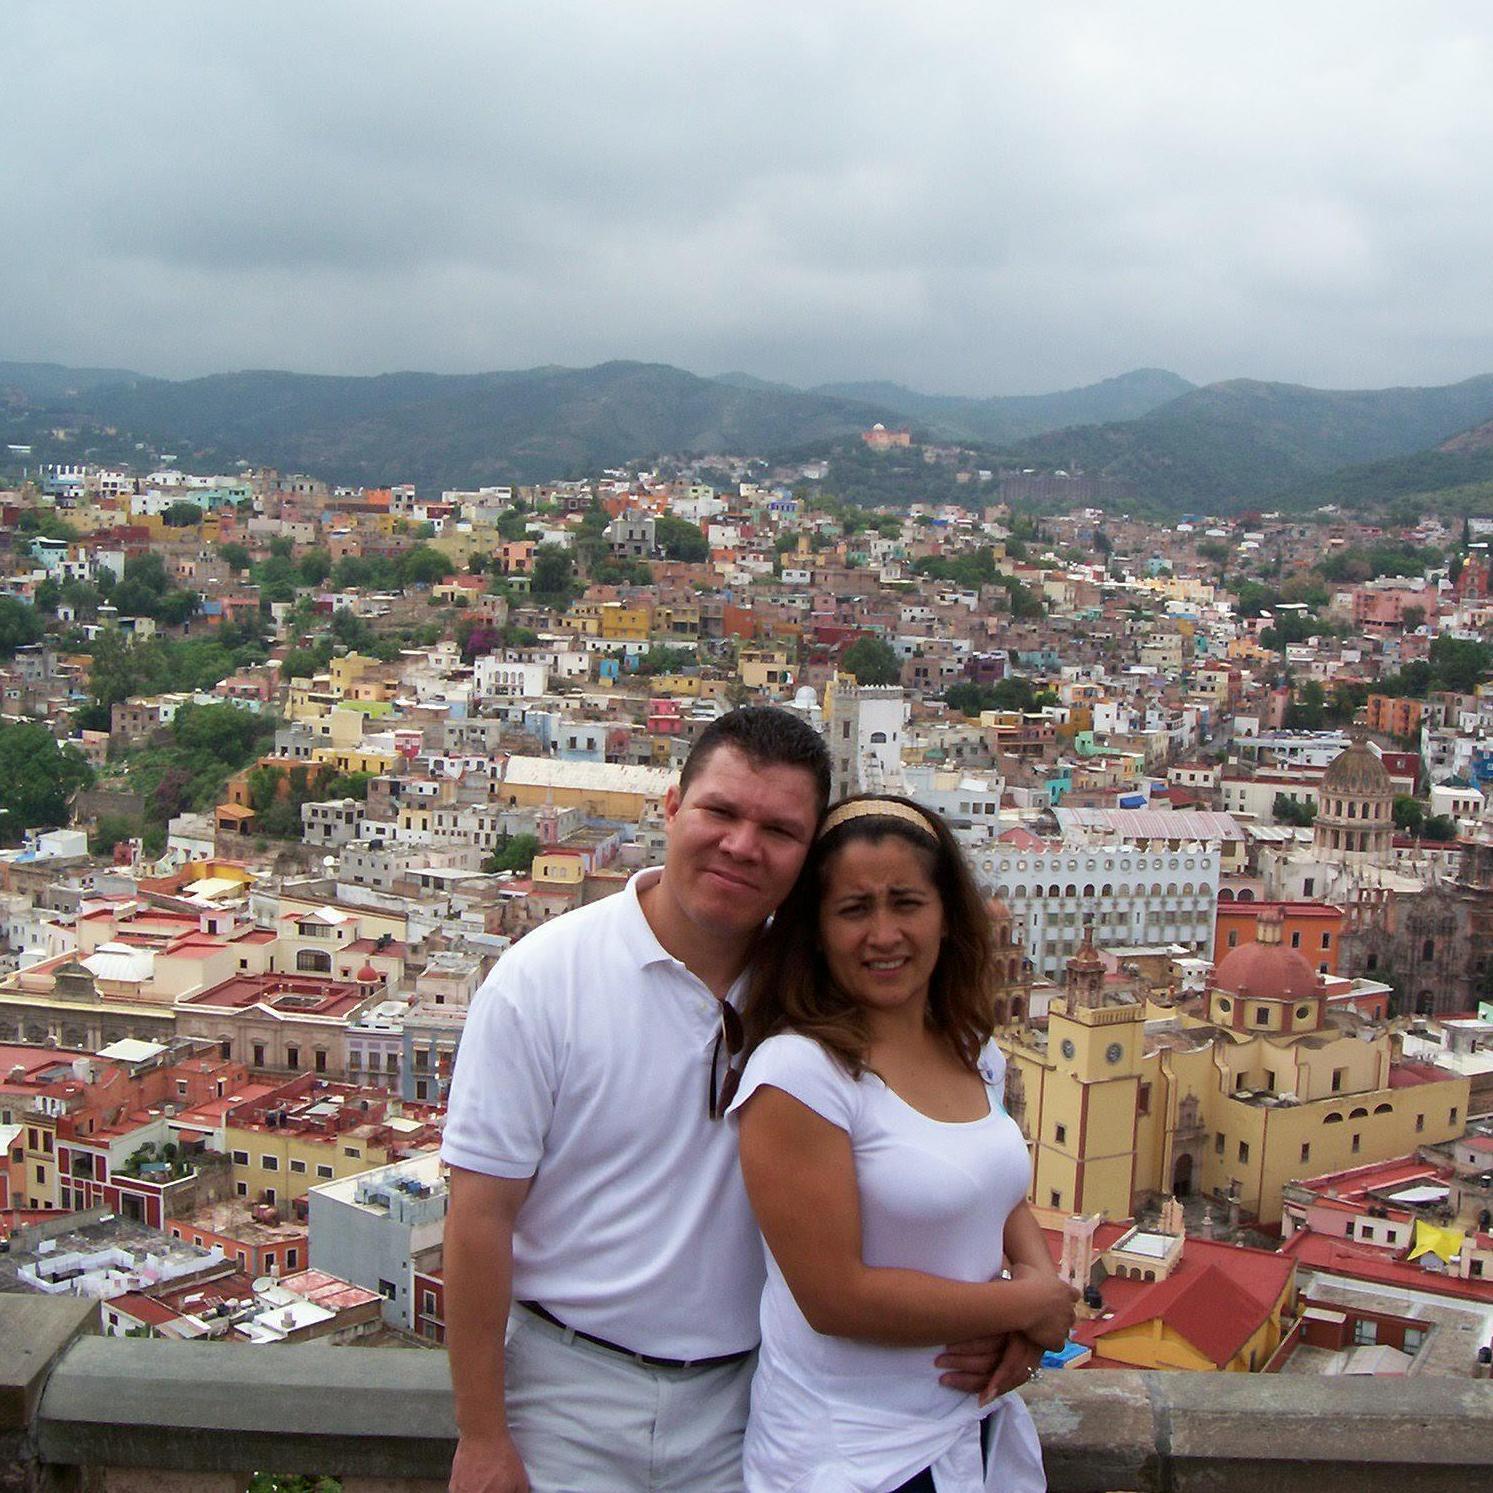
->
[518, 1300, 754, 1371]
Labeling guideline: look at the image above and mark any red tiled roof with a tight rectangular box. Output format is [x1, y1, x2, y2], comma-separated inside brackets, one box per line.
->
[1280, 1230, 1493, 1305]
[1089, 1262, 1268, 1367]
[1387, 1063, 1455, 1087]
[110, 1293, 183, 1327]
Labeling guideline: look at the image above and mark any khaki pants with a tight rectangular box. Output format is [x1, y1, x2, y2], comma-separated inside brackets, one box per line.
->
[505, 1306, 756, 1492]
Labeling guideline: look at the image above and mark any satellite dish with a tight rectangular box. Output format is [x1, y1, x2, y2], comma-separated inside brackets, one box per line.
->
[252, 1276, 274, 1293]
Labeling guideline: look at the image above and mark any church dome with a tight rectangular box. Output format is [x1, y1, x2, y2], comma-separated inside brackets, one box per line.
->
[1321, 740, 1391, 799]
[1213, 909, 1320, 1002]
[1212, 940, 1319, 1001]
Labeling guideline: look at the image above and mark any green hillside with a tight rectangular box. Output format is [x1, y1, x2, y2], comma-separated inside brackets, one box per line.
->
[38, 362, 900, 489]
[1000, 375, 1493, 510]
[807, 367, 1193, 444]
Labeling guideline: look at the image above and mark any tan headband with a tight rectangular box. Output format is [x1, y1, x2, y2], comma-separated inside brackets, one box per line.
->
[818, 799, 940, 842]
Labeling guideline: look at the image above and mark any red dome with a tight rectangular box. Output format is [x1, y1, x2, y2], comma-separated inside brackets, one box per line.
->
[1212, 940, 1319, 1001]
[356, 962, 381, 984]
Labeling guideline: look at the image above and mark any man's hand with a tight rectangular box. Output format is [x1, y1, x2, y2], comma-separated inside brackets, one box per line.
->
[935, 1333, 1008, 1393]
[450, 1429, 530, 1493]
[978, 1331, 1045, 1405]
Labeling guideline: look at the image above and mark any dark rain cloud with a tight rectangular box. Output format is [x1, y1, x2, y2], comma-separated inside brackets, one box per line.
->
[6, 0, 1493, 394]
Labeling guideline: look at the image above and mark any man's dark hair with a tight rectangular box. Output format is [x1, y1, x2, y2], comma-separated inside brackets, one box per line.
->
[679, 706, 831, 816]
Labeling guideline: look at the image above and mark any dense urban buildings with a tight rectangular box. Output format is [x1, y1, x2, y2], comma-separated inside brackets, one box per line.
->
[0, 446, 1490, 1397]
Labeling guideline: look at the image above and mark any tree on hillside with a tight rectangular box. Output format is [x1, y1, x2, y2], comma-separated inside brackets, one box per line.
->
[841, 636, 900, 686]
[496, 506, 531, 541]
[162, 501, 203, 527]
[219, 542, 252, 572]
[1273, 793, 1316, 828]
[397, 545, 455, 587]
[531, 545, 576, 601]
[655, 514, 709, 563]
[485, 833, 539, 875]
[1429, 634, 1491, 694]
[1393, 796, 1425, 835]
[298, 550, 332, 587]
[0, 723, 93, 839]
[0, 597, 42, 658]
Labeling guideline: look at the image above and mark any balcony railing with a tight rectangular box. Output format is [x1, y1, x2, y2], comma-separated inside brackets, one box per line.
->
[6, 1297, 1491, 1492]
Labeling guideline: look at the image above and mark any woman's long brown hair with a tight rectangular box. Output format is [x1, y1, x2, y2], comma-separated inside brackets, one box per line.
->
[744, 794, 996, 1076]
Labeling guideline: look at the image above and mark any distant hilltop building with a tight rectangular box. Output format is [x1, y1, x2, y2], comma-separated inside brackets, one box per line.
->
[861, 422, 911, 450]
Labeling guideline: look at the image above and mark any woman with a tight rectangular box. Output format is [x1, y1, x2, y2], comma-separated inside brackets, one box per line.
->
[729, 795, 1077, 1492]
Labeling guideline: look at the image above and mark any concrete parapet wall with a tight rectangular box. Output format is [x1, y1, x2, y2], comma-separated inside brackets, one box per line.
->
[5, 1297, 1493, 1492]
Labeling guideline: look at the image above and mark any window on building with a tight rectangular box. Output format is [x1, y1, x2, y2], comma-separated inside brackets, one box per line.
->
[286, 1046, 299, 1069]
[290, 1159, 306, 1174]
[1321, 932, 1331, 950]
[1416, 1113, 1425, 1133]
[1238, 1141, 1250, 1163]
[1331, 1068, 1344, 1093]
[1054, 1123, 1067, 1145]
[1290, 931, 1302, 949]
[287, 1248, 299, 1269]
[232, 1150, 249, 1165]
[1300, 1143, 1310, 1164]
[1048, 1191, 1062, 1209]
[1138, 1083, 1151, 1116]
[1403, 1326, 1427, 1351]
[261, 1155, 279, 1171]
[1255, 1007, 1270, 1026]
[1351, 1133, 1361, 1154]
[379, 1279, 398, 1301]
[235, 1182, 248, 1197]
[316, 1164, 334, 1179]
[1450, 1107, 1459, 1123]
[253, 1044, 266, 1068]
[1215, 1132, 1226, 1155]
[1227, 931, 1238, 948]
[1303, 878, 1314, 896]
[1352, 1319, 1378, 1346]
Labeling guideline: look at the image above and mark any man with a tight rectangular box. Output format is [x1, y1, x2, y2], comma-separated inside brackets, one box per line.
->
[443, 708, 1004, 1492]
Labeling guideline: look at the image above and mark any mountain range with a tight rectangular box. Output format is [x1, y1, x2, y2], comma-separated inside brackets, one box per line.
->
[6, 357, 1493, 514]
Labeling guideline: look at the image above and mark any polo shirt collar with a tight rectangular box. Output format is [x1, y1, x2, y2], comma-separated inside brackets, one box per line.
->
[615, 866, 680, 971]
[616, 867, 752, 1004]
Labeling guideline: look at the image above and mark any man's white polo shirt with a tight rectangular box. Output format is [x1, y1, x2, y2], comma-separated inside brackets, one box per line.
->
[441, 868, 765, 1360]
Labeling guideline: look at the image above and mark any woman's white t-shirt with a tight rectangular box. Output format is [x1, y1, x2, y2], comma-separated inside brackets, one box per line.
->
[729, 1033, 1045, 1493]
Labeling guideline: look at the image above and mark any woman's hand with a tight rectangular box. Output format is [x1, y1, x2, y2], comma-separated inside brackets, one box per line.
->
[978, 1332, 1046, 1405]
[1012, 1263, 1078, 1350]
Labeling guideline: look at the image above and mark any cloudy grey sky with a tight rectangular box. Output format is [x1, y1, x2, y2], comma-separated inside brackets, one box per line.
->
[7, 1, 1493, 395]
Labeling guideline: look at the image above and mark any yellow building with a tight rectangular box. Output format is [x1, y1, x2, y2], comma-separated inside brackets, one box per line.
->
[1045, 1206, 1295, 1372]
[21, 1111, 58, 1210]
[311, 742, 397, 777]
[1002, 910, 1468, 1225]
[531, 850, 585, 887]
[738, 645, 795, 693]
[651, 604, 701, 641]
[598, 603, 651, 642]
[494, 757, 673, 822]
[224, 1116, 404, 1204]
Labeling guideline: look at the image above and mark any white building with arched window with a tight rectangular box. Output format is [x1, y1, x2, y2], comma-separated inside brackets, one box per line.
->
[982, 838, 1221, 978]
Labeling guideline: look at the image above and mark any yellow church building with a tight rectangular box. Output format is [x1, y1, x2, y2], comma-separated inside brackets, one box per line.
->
[999, 907, 1469, 1226]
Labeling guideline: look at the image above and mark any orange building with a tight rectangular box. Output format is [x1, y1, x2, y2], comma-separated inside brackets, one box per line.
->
[1215, 900, 1344, 976]
[1365, 694, 1424, 739]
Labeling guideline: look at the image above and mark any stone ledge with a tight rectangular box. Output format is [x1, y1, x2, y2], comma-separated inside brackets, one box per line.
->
[0, 1297, 97, 1435]
[1147, 1372, 1493, 1492]
[37, 1337, 457, 1482]
[19, 1321, 1493, 1493]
